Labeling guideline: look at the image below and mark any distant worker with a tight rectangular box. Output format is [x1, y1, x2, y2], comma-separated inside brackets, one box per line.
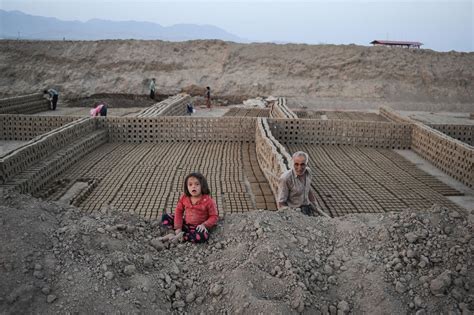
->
[186, 102, 194, 115]
[90, 102, 108, 117]
[149, 78, 156, 100]
[205, 86, 211, 109]
[278, 151, 317, 216]
[43, 88, 59, 110]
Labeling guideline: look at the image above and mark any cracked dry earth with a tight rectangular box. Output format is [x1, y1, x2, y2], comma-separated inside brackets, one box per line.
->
[0, 192, 473, 314]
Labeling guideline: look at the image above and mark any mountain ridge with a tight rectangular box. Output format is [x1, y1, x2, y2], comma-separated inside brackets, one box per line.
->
[0, 10, 246, 42]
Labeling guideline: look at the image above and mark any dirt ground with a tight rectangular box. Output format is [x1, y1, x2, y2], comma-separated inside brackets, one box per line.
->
[0, 191, 472, 314]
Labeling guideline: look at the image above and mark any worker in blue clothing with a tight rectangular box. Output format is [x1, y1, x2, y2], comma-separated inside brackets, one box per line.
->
[43, 88, 59, 110]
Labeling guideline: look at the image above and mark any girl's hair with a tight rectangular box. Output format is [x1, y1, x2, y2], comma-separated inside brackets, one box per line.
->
[183, 172, 210, 196]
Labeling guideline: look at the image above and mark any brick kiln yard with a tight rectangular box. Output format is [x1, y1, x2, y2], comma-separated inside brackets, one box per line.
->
[0, 93, 472, 218]
[0, 92, 473, 315]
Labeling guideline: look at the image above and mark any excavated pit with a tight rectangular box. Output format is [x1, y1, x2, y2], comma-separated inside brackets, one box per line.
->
[1, 93, 472, 219]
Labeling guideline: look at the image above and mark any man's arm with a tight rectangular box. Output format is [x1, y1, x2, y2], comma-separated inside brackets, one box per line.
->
[308, 189, 316, 203]
[277, 176, 289, 209]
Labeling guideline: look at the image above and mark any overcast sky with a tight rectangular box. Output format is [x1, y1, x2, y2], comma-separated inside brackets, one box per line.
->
[2, 0, 472, 52]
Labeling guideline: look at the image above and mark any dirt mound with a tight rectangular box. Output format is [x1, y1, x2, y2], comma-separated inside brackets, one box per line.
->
[1, 192, 472, 314]
[181, 84, 207, 97]
[1, 40, 472, 106]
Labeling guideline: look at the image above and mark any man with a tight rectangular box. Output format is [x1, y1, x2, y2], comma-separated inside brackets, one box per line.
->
[43, 88, 59, 110]
[278, 151, 317, 215]
[186, 102, 194, 115]
[205, 86, 211, 109]
[150, 78, 156, 100]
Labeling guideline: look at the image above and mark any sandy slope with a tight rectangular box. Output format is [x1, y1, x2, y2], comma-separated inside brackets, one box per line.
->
[1, 40, 473, 108]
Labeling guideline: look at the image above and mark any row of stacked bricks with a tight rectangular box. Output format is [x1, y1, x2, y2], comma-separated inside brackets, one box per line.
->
[1, 118, 107, 193]
[254, 118, 290, 199]
[296, 110, 388, 122]
[269, 119, 411, 149]
[242, 142, 277, 210]
[223, 108, 270, 117]
[0, 93, 50, 115]
[379, 106, 414, 124]
[269, 97, 297, 119]
[429, 124, 474, 146]
[412, 124, 473, 188]
[13, 128, 107, 194]
[105, 116, 256, 143]
[137, 94, 190, 117]
[0, 115, 77, 141]
[1, 117, 89, 184]
[380, 106, 473, 189]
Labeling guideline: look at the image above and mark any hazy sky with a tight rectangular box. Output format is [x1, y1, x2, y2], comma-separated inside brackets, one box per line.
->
[2, 0, 473, 52]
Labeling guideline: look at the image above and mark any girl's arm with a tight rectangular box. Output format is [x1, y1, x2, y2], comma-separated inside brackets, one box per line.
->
[174, 196, 185, 231]
[202, 198, 219, 228]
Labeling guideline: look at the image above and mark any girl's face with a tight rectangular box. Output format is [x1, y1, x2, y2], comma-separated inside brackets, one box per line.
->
[187, 176, 202, 197]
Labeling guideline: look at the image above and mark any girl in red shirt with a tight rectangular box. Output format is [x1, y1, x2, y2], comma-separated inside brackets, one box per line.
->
[161, 172, 219, 243]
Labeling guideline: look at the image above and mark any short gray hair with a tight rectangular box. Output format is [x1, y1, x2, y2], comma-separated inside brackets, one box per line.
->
[292, 151, 309, 163]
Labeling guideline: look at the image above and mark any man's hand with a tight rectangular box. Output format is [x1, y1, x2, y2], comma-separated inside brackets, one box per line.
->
[196, 224, 208, 233]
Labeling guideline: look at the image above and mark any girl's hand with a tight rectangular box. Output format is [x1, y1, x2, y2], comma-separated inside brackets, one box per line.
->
[196, 224, 208, 233]
[172, 231, 184, 243]
[175, 229, 182, 235]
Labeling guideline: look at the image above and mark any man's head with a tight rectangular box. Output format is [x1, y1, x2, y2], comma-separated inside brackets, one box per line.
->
[292, 151, 309, 176]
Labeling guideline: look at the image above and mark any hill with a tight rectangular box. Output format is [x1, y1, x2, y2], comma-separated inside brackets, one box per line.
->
[0, 39, 473, 108]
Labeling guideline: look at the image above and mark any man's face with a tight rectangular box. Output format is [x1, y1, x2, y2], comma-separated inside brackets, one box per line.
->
[293, 155, 307, 176]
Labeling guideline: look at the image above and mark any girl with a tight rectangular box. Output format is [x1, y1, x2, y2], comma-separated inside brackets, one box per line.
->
[161, 172, 218, 243]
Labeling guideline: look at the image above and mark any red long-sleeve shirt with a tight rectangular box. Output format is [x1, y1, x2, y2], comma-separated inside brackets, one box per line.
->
[174, 194, 219, 230]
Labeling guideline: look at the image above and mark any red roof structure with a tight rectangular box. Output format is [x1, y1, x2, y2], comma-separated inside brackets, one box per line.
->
[370, 40, 423, 49]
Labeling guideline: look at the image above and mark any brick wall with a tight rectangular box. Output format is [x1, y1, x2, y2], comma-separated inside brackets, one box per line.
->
[255, 118, 292, 197]
[0, 115, 78, 140]
[137, 94, 191, 117]
[269, 97, 298, 119]
[0, 93, 50, 114]
[268, 118, 412, 149]
[412, 124, 473, 188]
[379, 106, 414, 124]
[379, 106, 473, 188]
[428, 124, 473, 146]
[0, 118, 104, 186]
[103, 116, 256, 143]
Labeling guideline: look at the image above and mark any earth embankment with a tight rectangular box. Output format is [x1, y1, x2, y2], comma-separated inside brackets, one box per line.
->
[0, 40, 473, 106]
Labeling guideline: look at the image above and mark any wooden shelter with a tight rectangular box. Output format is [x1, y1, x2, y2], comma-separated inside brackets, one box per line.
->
[370, 40, 422, 49]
